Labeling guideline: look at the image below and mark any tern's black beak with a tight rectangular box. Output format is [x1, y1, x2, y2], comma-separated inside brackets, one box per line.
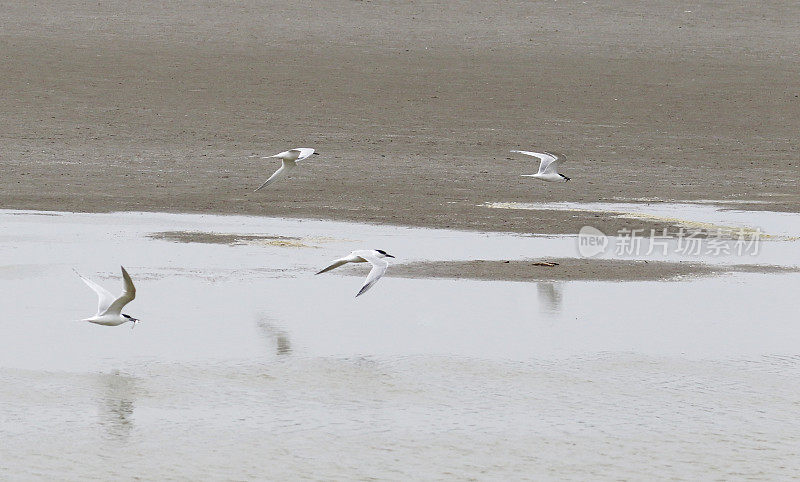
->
[313, 152, 320, 155]
[386, 254, 395, 258]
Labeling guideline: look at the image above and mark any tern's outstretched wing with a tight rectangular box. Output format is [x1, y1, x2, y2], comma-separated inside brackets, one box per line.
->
[316, 258, 349, 275]
[511, 150, 561, 174]
[103, 266, 136, 316]
[75, 269, 116, 316]
[355, 253, 389, 297]
[290, 148, 315, 162]
[254, 160, 296, 191]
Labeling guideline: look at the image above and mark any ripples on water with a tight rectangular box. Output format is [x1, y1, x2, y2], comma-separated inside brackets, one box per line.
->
[1, 210, 799, 479]
[4, 356, 800, 479]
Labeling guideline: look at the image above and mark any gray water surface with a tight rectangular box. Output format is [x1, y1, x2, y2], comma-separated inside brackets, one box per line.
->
[2, 210, 799, 479]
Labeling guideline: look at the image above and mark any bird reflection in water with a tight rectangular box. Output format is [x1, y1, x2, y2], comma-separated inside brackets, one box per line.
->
[257, 318, 292, 356]
[537, 282, 563, 314]
[96, 370, 138, 441]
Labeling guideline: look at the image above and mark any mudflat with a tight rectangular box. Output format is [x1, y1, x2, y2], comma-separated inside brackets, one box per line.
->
[2, 1, 799, 235]
[380, 259, 799, 282]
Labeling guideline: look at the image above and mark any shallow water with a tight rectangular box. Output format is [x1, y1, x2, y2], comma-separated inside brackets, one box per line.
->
[2, 210, 800, 479]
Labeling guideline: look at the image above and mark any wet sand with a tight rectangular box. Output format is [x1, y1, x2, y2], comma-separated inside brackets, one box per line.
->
[374, 259, 799, 282]
[2, 0, 799, 237]
[148, 230, 310, 247]
[147, 225, 799, 280]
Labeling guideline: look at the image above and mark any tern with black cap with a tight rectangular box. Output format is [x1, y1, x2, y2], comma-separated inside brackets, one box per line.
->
[316, 249, 395, 297]
[74, 266, 140, 328]
[511, 150, 571, 182]
[254, 147, 319, 191]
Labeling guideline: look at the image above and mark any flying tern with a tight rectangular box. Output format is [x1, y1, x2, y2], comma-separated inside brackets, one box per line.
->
[254, 147, 318, 191]
[75, 266, 140, 328]
[316, 249, 395, 297]
[511, 150, 571, 182]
